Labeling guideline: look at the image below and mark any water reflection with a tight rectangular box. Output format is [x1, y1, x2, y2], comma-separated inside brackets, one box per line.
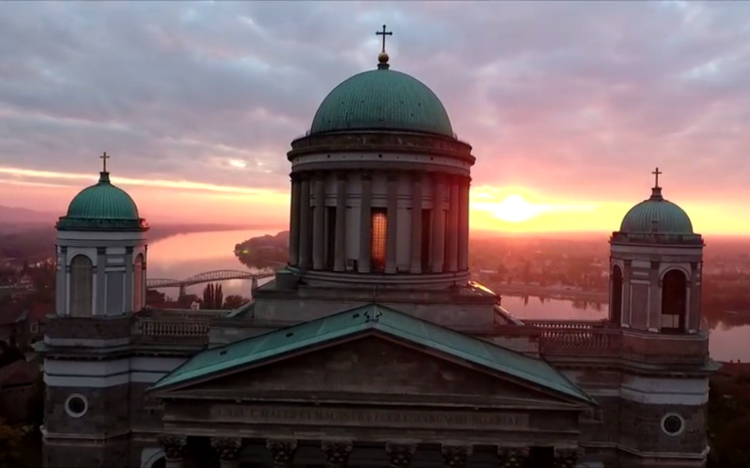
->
[145, 229, 750, 362]
[147, 229, 277, 298]
[501, 294, 749, 362]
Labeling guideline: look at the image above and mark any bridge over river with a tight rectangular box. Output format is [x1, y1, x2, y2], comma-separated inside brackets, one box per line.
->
[147, 268, 277, 296]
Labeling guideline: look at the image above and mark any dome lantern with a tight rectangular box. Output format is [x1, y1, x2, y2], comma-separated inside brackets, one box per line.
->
[308, 25, 454, 138]
[618, 167, 694, 235]
[56, 152, 148, 232]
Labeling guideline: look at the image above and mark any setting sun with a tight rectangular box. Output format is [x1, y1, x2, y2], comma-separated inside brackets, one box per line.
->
[489, 195, 547, 223]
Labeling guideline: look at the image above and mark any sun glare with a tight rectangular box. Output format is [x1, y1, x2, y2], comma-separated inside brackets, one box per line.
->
[491, 195, 547, 223]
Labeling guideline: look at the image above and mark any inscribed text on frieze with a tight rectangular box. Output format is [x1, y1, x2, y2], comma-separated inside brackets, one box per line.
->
[210, 405, 529, 429]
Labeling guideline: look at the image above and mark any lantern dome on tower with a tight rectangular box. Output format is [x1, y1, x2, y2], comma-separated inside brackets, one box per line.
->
[309, 30, 454, 138]
[619, 168, 693, 235]
[57, 153, 147, 231]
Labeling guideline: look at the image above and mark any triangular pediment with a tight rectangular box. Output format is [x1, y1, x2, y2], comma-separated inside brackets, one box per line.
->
[151, 304, 592, 406]
[167, 335, 586, 407]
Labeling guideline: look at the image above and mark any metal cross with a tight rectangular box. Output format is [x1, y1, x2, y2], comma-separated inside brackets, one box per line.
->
[376, 24, 393, 53]
[100, 151, 110, 172]
[652, 167, 662, 188]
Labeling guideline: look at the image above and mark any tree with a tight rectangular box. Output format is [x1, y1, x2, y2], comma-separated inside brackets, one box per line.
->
[223, 295, 250, 310]
[202, 283, 223, 309]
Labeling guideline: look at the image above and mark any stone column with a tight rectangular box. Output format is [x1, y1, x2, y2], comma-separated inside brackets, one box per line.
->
[313, 173, 326, 270]
[334, 173, 348, 272]
[385, 172, 399, 274]
[649, 260, 660, 331]
[358, 172, 372, 273]
[266, 439, 297, 468]
[410, 172, 423, 273]
[298, 175, 312, 271]
[497, 446, 529, 468]
[211, 437, 243, 468]
[446, 176, 460, 272]
[96, 247, 106, 315]
[689, 261, 701, 332]
[124, 246, 134, 313]
[385, 442, 416, 468]
[553, 447, 583, 468]
[441, 444, 473, 468]
[622, 260, 632, 325]
[157, 434, 187, 468]
[288, 174, 301, 266]
[321, 440, 353, 468]
[431, 173, 446, 273]
[457, 176, 470, 271]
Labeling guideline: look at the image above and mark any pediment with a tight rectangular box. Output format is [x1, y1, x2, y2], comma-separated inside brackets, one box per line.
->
[161, 334, 588, 408]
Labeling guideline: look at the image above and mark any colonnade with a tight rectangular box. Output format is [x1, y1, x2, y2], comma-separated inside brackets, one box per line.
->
[156, 435, 583, 468]
[288, 170, 471, 276]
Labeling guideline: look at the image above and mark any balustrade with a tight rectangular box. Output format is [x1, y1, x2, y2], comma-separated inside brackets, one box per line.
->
[134, 319, 209, 339]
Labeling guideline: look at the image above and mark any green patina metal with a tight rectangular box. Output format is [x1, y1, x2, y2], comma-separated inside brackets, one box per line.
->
[309, 65, 454, 137]
[151, 304, 593, 403]
[56, 172, 147, 231]
[620, 187, 693, 235]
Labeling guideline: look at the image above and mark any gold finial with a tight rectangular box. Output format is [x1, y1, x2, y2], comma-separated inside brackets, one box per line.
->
[378, 51, 389, 64]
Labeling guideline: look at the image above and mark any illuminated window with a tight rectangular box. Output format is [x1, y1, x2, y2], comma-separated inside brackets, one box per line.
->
[370, 209, 387, 272]
[70, 255, 93, 316]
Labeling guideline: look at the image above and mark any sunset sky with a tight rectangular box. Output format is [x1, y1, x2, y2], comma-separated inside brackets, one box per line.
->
[1, 1, 749, 234]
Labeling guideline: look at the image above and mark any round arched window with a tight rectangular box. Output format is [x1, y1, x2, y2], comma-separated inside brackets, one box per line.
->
[65, 393, 88, 418]
[661, 413, 684, 436]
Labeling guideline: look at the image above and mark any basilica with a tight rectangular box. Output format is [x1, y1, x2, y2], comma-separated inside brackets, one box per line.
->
[39, 31, 715, 468]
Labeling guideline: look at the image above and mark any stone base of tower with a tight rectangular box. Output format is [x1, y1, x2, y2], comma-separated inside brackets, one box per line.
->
[43, 433, 130, 468]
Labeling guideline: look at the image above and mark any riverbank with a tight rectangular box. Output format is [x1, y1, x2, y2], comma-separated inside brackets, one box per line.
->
[493, 284, 608, 303]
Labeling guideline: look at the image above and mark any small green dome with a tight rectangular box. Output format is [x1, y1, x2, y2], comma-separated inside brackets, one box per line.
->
[57, 172, 146, 231]
[620, 187, 693, 234]
[310, 62, 454, 137]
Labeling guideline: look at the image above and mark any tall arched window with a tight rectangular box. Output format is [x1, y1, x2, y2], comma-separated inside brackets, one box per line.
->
[661, 269, 688, 332]
[370, 209, 387, 272]
[133, 254, 144, 311]
[70, 255, 93, 317]
[610, 265, 623, 325]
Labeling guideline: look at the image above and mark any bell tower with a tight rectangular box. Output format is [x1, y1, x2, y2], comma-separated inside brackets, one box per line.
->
[43, 154, 149, 468]
[606, 168, 711, 467]
[609, 167, 704, 333]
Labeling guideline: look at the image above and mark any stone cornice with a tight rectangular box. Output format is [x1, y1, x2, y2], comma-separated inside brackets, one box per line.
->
[288, 130, 474, 163]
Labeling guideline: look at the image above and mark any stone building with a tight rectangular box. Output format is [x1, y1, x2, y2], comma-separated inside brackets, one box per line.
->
[39, 39, 715, 468]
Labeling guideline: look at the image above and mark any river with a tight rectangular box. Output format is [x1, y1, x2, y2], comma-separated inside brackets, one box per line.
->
[148, 229, 749, 362]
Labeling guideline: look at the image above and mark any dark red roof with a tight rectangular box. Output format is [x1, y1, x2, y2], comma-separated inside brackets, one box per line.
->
[0, 360, 38, 387]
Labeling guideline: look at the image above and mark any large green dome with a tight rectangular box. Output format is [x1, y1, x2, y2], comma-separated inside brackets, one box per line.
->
[310, 61, 454, 137]
[620, 187, 693, 234]
[57, 172, 146, 231]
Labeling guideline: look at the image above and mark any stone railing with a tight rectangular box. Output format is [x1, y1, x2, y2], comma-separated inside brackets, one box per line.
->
[531, 325, 709, 364]
[133, 318, 210, 345]
[539, 328, 622, 357]
[523, 319, 608, 330]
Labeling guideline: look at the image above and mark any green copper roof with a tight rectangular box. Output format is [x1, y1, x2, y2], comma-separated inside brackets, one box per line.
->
[620, 187, 693, 234]
[310, 62, 454, 137]
[150, 303, 593, 403]
[57, 172, 146, 231]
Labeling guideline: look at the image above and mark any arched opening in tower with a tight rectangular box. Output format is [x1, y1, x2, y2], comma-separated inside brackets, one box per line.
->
[661, 269, 688, 332]
[70, 254, 93, 316]
[610, 265, 623, 325]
